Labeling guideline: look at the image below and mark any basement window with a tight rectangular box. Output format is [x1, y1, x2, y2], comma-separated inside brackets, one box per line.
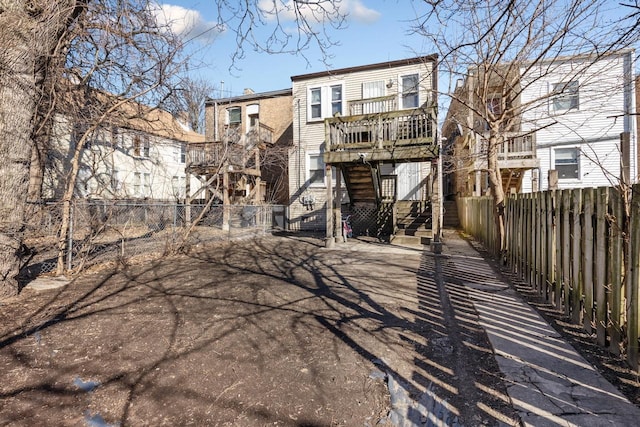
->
[555, 147, 580, 179]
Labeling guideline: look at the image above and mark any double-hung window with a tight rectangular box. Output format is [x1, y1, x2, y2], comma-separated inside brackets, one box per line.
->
[555, 147, 580, 179]
[401, 74, 420, 109]
[551, 81, 579, 112]
[330, 85, 342, 116]
[227, 106, 241, 125]
[310, 88, 322, 119]
[307, 83, 344, 121]
[308, 153, 325, 186]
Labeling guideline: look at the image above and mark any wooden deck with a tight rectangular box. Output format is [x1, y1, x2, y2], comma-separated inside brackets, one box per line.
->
[324, 107, 438, 164]
[472, 132, 539, 170]
[186, 123, 274, 176]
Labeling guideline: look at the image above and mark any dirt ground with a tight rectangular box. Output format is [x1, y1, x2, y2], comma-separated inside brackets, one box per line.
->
[1, 232, 605, 426]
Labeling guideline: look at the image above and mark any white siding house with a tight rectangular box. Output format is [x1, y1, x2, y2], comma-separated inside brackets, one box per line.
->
[290, 56, 437, 231]
[520, 50, 636, 191]
[44, 106, 204, 202]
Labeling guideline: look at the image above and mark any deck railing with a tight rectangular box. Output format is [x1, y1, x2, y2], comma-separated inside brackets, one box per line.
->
[187, 143, 252, 168]
[247, 122, 274, 146]
[188, 123, 272, 169]
[348, 95, 397, 115]
[326, 108, 436, 152]
[473, 132, 536, 161]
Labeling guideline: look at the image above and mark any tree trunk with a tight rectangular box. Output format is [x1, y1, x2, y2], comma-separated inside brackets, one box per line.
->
[0, 1, 85, 297]
[0, 7, 39, 297]
[486, 132, 506, 252]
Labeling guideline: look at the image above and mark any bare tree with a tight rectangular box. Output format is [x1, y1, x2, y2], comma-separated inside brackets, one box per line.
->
[212, 0, 347, 69]
[0, 0, 349, 296]
[0, 1, 87, 297]
[419, 0, 640, 251]
[171, 77, 216, 133]
[49, 0, 185, 274]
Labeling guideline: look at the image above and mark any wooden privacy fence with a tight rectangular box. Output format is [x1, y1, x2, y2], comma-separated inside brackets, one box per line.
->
[459, 185, 640, 369]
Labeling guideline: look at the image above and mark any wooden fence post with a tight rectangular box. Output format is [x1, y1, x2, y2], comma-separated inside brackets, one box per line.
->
[541, 191, 548, 298]
[561, 190, 571, 313]
[582, 188, 594, 334]
[609, 188, 624, 355]
[571, 189, 583, 324]
[546, 190, 555, 303]
[628, 183, 640, 369]
[595, 187, 608, 346]
[554, 189, 563, 309]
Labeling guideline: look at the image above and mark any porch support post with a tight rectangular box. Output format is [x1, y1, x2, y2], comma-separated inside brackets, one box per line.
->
[325, 163, 335, 247]
[222, 168, 230, 232]
[185, 167, 192, 226]
[335, 168, 342, 242]
[431, 153, 443, 253]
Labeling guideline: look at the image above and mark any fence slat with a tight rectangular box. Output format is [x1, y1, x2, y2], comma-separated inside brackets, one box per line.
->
[561, 190, 571, 313]
[546, 190, 555, 303]
[595, 187, 608, 346]
[459, 186, 637, 367]
[571, 189, 583, 324]
[609, 188, 624, 354]
[582, 188, 595, 334]
[628, 183, 640, 368]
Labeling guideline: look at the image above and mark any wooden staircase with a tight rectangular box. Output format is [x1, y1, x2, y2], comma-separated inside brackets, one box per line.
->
[341, 163, 380, 204]
[390, 200, 433, 246]
[443, 200, 460, 228]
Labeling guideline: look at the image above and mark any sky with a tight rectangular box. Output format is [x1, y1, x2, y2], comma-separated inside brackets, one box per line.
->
[155, 1, 433, 98]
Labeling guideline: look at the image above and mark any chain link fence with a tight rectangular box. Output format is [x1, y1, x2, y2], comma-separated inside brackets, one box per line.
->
[22, 201, 286, 278]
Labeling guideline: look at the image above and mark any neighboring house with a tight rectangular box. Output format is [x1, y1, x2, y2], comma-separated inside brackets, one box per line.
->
[44, 102, 205, 201]
[637, 74, 640, 181]
[195, 88, 293, 205]
[444, 49, 637, 196]
[290, 56, 440, 242]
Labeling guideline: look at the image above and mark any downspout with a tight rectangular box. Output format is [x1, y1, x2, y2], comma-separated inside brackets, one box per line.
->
[214, 101, 219, 141]
[297, 98, 301, 191]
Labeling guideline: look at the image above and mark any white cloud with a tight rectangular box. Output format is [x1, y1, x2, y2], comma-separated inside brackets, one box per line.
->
[347, 0, 381, 24]
[152, 4, 222, 43]
[258, 0, 381, 25]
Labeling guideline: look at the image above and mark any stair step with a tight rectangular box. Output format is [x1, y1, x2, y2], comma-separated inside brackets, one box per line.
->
[390, 234, 432, 246]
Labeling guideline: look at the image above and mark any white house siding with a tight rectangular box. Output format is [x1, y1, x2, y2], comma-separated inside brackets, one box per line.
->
[519, 51, 636, 192]
[45, 115, 203, 202]
[289, 58, 436, 230]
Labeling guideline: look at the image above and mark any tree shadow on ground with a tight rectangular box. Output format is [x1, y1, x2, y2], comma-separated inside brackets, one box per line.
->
[1, 233, 517, 426]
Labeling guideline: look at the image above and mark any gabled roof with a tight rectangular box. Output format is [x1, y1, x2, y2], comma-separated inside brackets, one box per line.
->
[117, 102, 205, 144]
[59, 81, 205, 144]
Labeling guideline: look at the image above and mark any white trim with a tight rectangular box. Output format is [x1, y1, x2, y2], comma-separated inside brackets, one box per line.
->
[399, 72, 420, 110]
[306, 151, 325, 187]
[549, 80, 580, 114]
[552, 146, 581, 181]
[306, 81, 345, 122]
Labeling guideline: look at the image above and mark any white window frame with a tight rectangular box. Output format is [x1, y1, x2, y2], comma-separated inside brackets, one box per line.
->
[180, 143, 186, 163]
[172, 175, 186, 198]
[550, 80, 579, 113]
[227, 106, 241, 125]
[143, 172, 151, 197]
[246, 103, 259, 130]
[134, 172, 141, 197]
[307, 82, 345, 122]
[133, 134, 150, 158]
[306, 151, 339, 187]
[553, 146, 581, 180]
[400, 73, 420, 109]
[307, 151, 326, 187]
[111, 169, 122, 192]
